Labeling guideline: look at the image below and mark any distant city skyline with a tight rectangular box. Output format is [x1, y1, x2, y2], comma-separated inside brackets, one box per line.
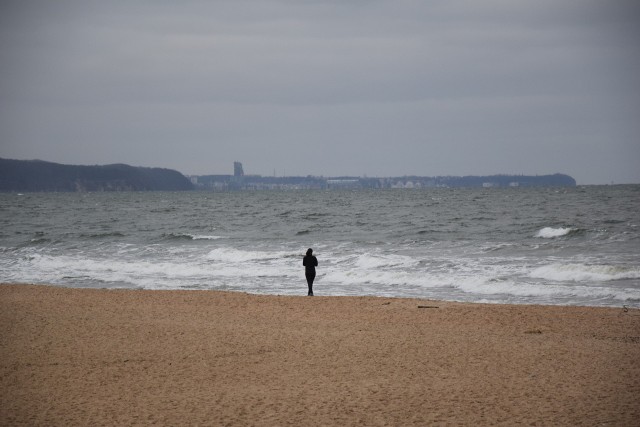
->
[0, 157, 578, 193]
[1, 1, 639, 185]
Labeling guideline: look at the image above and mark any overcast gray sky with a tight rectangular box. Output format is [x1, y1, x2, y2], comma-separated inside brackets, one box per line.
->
[1, 1, 639, 184]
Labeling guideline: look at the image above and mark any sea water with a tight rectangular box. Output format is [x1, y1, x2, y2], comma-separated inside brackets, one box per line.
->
[1, 186, 639, 307]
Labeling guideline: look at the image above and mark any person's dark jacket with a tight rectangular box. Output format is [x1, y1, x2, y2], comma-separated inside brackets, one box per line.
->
[303, 255, 318, 274]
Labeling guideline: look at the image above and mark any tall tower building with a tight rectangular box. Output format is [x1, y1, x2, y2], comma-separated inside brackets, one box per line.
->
[234, 161, 244, 177]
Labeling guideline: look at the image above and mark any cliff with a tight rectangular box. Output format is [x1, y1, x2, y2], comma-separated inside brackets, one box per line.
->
[0, 158, 194, 192]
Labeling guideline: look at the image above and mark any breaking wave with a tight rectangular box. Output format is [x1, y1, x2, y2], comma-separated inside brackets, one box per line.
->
[530, 263, 640, 282]
[535, 227, 575, 238]
[162, 233, 226, 241]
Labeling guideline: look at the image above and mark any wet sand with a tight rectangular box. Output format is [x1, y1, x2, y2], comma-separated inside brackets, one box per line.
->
[1, 283, 639, 426]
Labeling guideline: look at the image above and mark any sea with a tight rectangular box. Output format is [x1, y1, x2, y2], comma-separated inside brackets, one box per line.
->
[1, 186, 639, 307]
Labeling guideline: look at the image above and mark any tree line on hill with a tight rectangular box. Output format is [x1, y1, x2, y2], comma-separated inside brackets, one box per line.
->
[0, 158, 194, 192]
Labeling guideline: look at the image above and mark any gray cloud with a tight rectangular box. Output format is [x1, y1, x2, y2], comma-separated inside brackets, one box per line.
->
[1, 0, 639, 183]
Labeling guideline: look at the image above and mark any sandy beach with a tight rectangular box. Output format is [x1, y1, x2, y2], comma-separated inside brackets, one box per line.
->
[1, 284, 639, 426]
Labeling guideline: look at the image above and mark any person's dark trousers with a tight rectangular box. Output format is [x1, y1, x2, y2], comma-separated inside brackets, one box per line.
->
[306, 272, 315, 296]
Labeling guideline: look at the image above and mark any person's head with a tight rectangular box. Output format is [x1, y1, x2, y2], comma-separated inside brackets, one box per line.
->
[306, 248, 313, 256]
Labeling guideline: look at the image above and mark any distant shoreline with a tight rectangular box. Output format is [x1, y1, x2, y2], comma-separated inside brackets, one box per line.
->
[189, 171, 577, 191]
[1, 157, 578, 192]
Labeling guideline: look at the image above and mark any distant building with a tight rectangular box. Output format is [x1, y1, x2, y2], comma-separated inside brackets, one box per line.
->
[327, 179, 360, 189]
[187, 165, 575, 192]
[234, 162, 244, 177]
[230, 161, 245, 190]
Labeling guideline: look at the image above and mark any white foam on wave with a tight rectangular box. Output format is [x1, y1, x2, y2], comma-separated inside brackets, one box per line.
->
[319, 252, 640, 302]
[13, 253, 213, 286]
[322, 268, 423, 288]
[4, 242, 638, 305]
[206, 247, 292, 263]
[318, 251, 425, 290]
[4, 249, 301, 290]
[535, 227, 573, 238]
[454, 276, 640, 301]
[353, 252, 418, 270]
[530, 263, 640, 282]
[191, 235, 226, 240]
[167, 233, 227, 240]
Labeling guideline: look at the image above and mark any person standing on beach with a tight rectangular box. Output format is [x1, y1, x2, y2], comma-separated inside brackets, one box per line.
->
[303, 248, 318, 296]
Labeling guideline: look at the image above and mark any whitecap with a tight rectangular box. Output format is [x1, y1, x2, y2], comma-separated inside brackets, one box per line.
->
[455, 276, 640, 301]
[353, 252, 418, 270]
[191, 235, 226, 240]
[206, 247, 291, 263]
[530, 263, 640, 282]
[535, 227, 573, 238]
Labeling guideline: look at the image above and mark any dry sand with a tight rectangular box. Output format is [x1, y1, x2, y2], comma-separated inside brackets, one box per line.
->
[1, 284, 639, 426]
